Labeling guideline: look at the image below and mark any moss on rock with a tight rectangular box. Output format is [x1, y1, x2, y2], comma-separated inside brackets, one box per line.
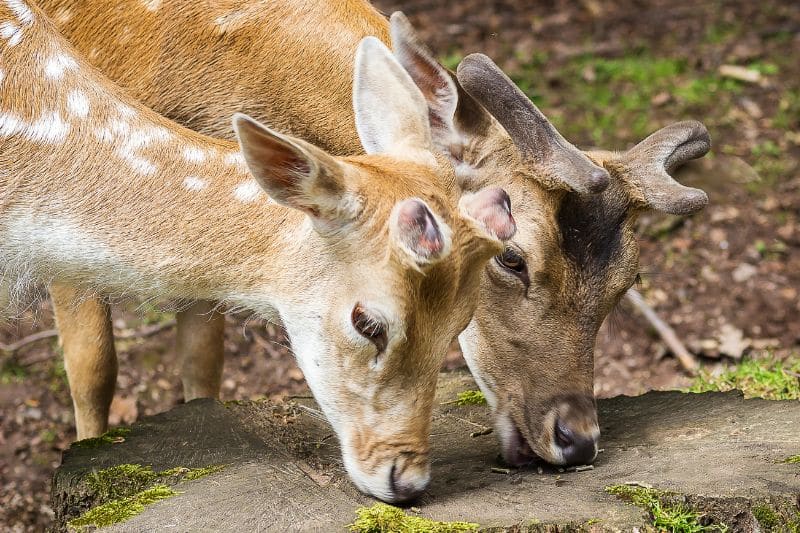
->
[70, 427, 130, 449]
[68, 484, 178, 531]
[349, 503, 479, 533]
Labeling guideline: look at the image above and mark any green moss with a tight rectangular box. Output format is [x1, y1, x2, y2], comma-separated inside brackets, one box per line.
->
[688, 356, 800, 400]
[68, 484, 177, 531]
[71, 427, 130, 449]
[349, 503, 478, 533]
[606, 485, 727, 532]
[781, 455, 800, 464]
[449, 390, 488, 406]
[753, 504, 780, 530]
[86, 464, 158, 502]
[162, 464, 225, 481]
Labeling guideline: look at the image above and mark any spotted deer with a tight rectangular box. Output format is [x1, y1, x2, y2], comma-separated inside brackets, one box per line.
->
[0, 1, 516, 502]
[40, 0, 710, 467]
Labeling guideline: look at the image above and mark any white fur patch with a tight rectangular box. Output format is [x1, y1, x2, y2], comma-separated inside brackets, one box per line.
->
[182, 176, 208, 192]
[0, 21, 23, 47]
[233, 180, 262, 203]
[115, 103, 137, 119]
[223, 151, 247, 169]
[0, 111, 70, 143]
[0, 68, 5, 85]
[44, 53, 78, 80]
[182, 146, 206, 163]
[66, 89, 90, 118]
[141, 0, 160, 10]
[6, 0, 35, 25]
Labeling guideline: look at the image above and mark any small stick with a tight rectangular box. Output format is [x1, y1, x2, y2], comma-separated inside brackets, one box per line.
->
[0, 328, 58, 353]
[1, 319, 176, 359]
[491, 467, 513, 474]
[625, 288, 698, 374]
[470, 428, 493, 438]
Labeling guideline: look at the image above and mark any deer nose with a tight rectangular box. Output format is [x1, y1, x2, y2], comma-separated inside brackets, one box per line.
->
[554, 418, 599, 465]
[388, 457, 429, 502]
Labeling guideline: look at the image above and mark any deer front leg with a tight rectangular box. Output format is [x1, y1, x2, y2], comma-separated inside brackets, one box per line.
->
[176, 301, 225, 400]
[50, 283, 117, 440]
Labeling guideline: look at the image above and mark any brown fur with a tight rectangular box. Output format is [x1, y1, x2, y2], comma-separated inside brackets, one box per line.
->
[0, 2, 509, 501]
[35, 0, 709, 466]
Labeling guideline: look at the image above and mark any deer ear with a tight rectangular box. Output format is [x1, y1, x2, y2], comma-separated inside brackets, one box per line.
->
[611, 121, 710, 215]
[390, 12, 460, 155]
[391, 198, 453, 265]
[353, 36, 436, 164]
[233, 113, 358, 224]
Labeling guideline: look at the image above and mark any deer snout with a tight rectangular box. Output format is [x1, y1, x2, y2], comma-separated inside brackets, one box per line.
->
[551, 394, 600, 466]
[342, 440, 430, 503]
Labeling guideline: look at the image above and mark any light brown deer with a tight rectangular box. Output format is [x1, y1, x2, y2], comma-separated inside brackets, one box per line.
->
[40, 0, 710, 467]
[0, 1, 516, 502]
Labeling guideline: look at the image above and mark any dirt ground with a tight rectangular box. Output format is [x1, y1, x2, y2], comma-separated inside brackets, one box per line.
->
[1, 0, 799, 530]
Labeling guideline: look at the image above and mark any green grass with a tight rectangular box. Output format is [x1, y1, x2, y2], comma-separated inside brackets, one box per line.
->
[780, 455, 800, 464]
[349, 503, 478, 533]
[606, 485, 727, 532]
[688, 356, 800, 400]
[510, 52, 743, 147]
[443, 390, 488, 406]
[68, 485, 177, 531]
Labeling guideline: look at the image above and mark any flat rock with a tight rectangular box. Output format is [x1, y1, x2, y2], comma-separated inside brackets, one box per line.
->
[51, 371, 800, 531]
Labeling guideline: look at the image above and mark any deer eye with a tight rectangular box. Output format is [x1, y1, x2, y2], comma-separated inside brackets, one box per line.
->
[351, 304, 388, 353]
[497, 247, 525, 272]
[495, 246, 530, 286]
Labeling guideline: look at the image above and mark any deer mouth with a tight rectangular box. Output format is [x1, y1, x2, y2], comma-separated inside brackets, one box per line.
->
[497, 413, 539, 467]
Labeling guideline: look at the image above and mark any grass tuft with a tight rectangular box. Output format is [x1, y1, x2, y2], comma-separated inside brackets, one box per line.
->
[780, 455, 800, 464]
[606, 484, 727, 532]
[450, 390, 488, 406]
[688, 356, 800, 400]
[349, 503, 478, 533]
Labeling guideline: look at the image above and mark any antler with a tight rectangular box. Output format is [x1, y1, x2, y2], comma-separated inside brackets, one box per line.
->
[615, 121, 710, 215]
[456, 53, 609, 194]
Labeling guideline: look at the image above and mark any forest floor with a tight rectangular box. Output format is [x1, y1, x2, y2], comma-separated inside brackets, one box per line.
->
[1, 0, 799, 530]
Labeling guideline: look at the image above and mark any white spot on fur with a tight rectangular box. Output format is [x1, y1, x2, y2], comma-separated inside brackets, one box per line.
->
[26, 112, 70, 143]
[141, 0, 160, 10]
[0, 69, 5, 84]
[233, 180, 262, 203]
[183, 176, 208, 192]
[0, 21, 23, 47]
[223, 151, 246, 168]
[6, 0, 35, 25]
[115, 104, 136, 119]
[117, 149, 156, 175]
[183, 146, 206, 163]
[66, 89, 89, 118]
[0, 111, 70, 143]
[44, 53, 78, 80]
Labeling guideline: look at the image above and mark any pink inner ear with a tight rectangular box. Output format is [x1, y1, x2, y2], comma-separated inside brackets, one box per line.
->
[464, 187, 516, 241]
[397, 199, 446, 259]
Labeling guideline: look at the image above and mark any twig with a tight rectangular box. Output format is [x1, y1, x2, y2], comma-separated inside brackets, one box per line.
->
[0, 320, 176, 359]
[0, 329, 58, 353]
[625, 289, 698, 374]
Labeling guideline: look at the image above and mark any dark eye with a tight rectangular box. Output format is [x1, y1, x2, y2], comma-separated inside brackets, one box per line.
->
[495, 247, 530, 286]
[351, 304, 388, 353]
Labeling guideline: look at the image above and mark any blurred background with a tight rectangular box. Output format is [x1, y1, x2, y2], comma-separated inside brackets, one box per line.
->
[2, 0, 799, 530]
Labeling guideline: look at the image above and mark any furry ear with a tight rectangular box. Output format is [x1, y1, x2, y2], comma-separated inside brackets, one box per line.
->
[353, 36, 436, 164]
[390, 12, 461, 154]
[233, 113, 357, 223]
[459, 187, 516, 242]
[391, 198, 452, 265]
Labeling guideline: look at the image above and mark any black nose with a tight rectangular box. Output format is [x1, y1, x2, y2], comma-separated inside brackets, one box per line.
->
[388, 462, 424, 503]
[554, 419, 597, 465]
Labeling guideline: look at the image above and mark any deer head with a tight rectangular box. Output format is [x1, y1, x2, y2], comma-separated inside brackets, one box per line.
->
[390, 16, 709, 467]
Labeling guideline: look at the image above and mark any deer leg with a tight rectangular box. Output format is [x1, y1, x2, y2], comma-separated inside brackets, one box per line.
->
[176, 301, 225, 400]
[50, 283, 117, 440]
